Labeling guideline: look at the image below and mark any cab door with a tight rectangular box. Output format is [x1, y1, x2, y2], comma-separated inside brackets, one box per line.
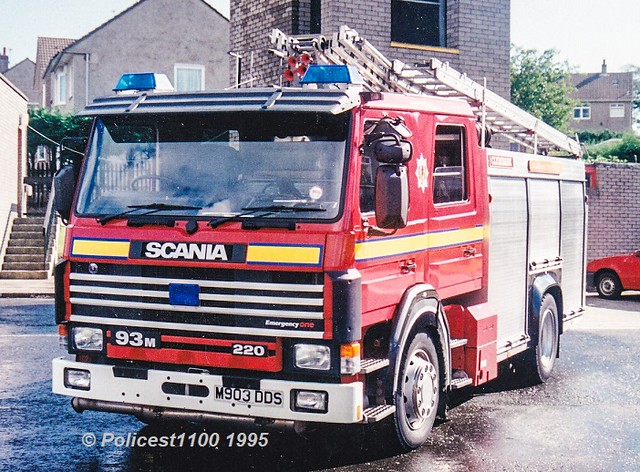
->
[355, 110, 425, 322]
[426, 118, 485, 299]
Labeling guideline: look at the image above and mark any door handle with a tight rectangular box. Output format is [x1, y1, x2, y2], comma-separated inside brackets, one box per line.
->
[463, 247, 477, 257]
[401, 260, 417, 274]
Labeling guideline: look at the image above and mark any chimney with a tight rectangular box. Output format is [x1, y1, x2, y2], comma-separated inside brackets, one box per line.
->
[601, 59, 607, 75]
[0, 48, 8, 74]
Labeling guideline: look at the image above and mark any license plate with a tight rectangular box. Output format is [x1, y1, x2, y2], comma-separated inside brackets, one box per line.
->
[214, 386, 284, 407]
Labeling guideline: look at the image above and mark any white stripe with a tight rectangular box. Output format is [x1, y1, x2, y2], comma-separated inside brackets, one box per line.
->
[69, 315, 324, 339]
[69, 285, 323, 307]
[70, 272, 323, 293]
[70, 297, 323, 319]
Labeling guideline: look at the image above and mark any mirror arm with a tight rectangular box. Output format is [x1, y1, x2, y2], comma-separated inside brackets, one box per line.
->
[362, 218, 398, 237]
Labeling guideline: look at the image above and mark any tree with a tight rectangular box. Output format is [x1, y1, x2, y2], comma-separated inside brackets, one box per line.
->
[27, 107, 91, 159]
[511, 47, 576, 132]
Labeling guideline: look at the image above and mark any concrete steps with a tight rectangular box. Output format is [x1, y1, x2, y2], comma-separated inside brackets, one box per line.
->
[1, 216, 49, 279]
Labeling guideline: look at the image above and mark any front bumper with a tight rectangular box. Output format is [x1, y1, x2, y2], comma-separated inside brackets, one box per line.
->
[52, 358, 363, 424]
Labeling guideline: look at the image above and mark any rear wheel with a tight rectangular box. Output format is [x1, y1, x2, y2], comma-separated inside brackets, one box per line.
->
[522, 294, 559, 383]
[596, 271, 622, 299]
[393, 332, 440, 451]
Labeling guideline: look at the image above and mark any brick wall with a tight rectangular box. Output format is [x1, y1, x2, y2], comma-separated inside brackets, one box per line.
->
[0, 74, 28, 262]
[586, 162, 640, 261]
[230, 0, 296, 87]
[231, 0, 511, 99]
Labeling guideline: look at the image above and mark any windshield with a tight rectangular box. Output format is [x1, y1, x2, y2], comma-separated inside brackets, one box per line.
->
[75, 112, 350, 221]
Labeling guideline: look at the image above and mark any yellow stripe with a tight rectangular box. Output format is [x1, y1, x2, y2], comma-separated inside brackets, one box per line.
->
[427, 226, 484, 250]
[246, 245, 321, 265]
[355, 233, 429, 261]
[72, 239, 130, 258]
[355, 226, 484, 261]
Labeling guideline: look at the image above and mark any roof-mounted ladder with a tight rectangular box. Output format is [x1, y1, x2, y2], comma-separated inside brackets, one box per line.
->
[270, 26, 582, 157]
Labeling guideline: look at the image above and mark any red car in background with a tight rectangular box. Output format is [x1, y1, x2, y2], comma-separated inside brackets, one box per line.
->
[587, 250, 640, 299]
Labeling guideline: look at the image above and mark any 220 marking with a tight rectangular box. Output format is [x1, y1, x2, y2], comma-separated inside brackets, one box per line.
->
[231, 343, 268, 357]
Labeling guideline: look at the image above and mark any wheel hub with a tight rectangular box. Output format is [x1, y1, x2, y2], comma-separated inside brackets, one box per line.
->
[599, 279, 615, 295]
[403, 348, 437, 430]
[539, 308, 557, 368]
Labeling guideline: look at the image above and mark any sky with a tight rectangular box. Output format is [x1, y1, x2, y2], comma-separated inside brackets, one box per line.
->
[0, 0, 638, 73]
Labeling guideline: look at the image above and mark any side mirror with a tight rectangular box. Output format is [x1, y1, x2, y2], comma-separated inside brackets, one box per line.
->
[373, 135, 412, 164]
[375, 164, 408, 229]
[53, 165, 76, 223]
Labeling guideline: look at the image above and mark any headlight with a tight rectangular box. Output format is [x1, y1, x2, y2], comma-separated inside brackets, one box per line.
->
[72, 327, 104, 351]
[294, 344, 331, 371]
[64, 368, 91, 390]
[293, 390, 328, 413]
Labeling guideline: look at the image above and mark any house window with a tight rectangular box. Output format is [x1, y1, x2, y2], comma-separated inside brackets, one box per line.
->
[391, 0, 446, 47]
[54, 70, 67, 105]
[174, 64, 205, 92]
[310, 0, 321, 34]
[573, 103, 591, 120]
[433, 125, 467, 204]
[609, 103, 625, 118]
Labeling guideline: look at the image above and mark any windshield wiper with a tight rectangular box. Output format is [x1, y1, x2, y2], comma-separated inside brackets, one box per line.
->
[209, 204, 326, 229]
[97, 203, 202, 225]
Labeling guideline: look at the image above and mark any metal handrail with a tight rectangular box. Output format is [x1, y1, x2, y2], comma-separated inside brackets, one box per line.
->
[42, 185, 58, 271]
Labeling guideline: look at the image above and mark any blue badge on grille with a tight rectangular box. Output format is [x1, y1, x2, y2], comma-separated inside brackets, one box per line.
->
[169, 283, 200, 306]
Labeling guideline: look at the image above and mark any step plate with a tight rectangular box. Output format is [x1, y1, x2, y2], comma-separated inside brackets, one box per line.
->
[363, 404, 395, 423]
[450, 376, 473, 390]
[359, 358, 389, 374]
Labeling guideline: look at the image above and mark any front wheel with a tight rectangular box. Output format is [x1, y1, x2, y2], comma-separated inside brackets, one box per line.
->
[393, 332, 440, 451]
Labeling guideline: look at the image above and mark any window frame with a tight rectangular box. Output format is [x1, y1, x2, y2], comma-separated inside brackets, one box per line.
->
[391, 0, 447, 48]
[54, 69, 67, 105]
[432, 124, 469, 206]
[174, 63, 206, 92]
[609, 103, 625, 118]
[573, 103, 591, 120]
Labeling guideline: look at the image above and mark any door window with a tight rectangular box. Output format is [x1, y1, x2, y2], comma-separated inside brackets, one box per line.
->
[433, 125, 467, 205]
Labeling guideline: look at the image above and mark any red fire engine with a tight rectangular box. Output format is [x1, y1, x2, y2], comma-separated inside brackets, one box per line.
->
[52, 27, 586, 450]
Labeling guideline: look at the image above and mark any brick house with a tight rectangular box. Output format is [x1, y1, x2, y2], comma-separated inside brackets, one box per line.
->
[569, 61, 634, 134]
[43, 0, 230, 114]
[230, 0, 511, 99]
[35, 37, 76, 108]
[0, 73, 28, 265]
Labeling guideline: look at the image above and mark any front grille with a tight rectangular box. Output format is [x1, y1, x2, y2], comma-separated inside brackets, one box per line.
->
[69, 263, 325, 339]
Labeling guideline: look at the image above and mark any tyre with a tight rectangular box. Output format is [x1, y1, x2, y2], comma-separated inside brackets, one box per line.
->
[595, 271, 622, 300]
[393, 331, 440, 451]
[522, 294, 559, 383]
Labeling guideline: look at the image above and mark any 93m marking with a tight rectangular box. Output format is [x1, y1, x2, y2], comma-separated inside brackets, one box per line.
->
[113, 330, 159, 348]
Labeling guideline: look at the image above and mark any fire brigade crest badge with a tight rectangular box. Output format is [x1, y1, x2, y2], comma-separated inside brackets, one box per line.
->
[415, 154, 429, 193]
